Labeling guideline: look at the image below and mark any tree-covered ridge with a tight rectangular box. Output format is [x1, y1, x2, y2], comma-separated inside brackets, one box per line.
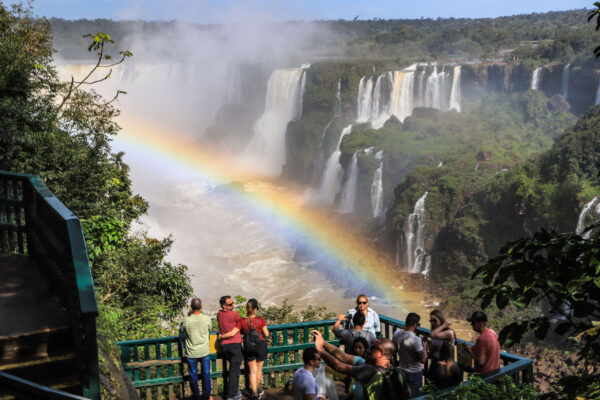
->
[48, 9, 596, 62]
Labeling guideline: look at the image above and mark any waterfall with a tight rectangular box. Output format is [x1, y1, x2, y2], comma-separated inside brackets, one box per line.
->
[562, 64, 570, 100]
[395, 237, 401, 266]
[531, 67, 542, 90]
[245, 65, 309, 175]
[317, 125, 353, 205]
[370, 151, 384, 218]
[356, 77, 374, 123]
[424, 65, 449, 110]
[576, 196, 600, 237]
[339, 151, 359, 213]
[405, 192, 430, 275]
[389, 71, 415, 123]
[449, 66, 461, 112]
[334, 79, 342, 116]
[595, 82, 600, 106]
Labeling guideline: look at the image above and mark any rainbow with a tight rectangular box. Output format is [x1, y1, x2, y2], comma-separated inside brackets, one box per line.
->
[117, 120, 417, 309]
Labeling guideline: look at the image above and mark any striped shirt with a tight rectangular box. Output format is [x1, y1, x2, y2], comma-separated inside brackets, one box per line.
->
[182, 313, 212, 358]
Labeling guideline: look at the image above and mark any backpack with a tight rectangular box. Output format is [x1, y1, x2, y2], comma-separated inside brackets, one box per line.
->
[243, 317, 261, 354]
[364, 365, 409, 400]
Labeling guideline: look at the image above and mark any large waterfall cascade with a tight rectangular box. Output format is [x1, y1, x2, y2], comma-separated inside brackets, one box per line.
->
[370, 151, 384, 218]
[244, 65, 309, 175]
[355, 63, 461, 131]
[339, 151, 359, 214]
[562, 64, 570, 100]
[576, 196, 600, 238]
[405, 192, 431, 275]
[317, 124, 354, 205]
[531, 67, 543, 90]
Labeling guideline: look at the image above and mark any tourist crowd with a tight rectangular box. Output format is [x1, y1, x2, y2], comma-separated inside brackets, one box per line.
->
[180, 294, 500, 400]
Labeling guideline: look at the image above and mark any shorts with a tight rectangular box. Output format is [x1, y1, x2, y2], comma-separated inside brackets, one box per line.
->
[244, 340, 268, 362]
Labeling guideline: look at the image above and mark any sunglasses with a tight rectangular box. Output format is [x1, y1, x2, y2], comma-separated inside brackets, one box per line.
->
[225, 302, 234, 307]
[357, 301, 368, 305]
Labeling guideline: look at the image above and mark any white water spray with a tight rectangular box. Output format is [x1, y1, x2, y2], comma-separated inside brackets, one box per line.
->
[531, 67, 543, 90]
[389, 71, 415, 123]
[370, 151, 384, 218]
[576, 196, 600, 238]
[317, 125, 353, 205]
[356, 77, 374, 123]
[562, 64, 570, 100]
[405, 192, 430, 275]
[339, 151, 359, 214]
[245, 65, 309, 175]
[449, 66, 461, 112]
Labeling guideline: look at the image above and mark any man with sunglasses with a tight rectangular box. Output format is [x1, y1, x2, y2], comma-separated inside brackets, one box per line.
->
[313, 330, 409, 399]
[392, 313, 427, 398]
[217, 296, 243, 400]
[292, 347, 327, 400]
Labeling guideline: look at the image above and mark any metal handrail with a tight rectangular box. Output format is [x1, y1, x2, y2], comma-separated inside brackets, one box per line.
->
[117, 315, 533, 399]
[0, 171, 99, 399]
[0, 371, 91, 400]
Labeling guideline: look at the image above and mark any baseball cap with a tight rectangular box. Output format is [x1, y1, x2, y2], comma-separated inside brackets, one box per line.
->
[467, 311, 488, 323]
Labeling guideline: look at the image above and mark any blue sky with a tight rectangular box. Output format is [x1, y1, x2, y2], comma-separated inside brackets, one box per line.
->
[7, 0, 591, 22]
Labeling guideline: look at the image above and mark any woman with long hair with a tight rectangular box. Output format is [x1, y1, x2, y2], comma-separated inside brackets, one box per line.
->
[425, 342, 463, 389]
[240, 299, 269, 400]
[428, 309, 456, 365]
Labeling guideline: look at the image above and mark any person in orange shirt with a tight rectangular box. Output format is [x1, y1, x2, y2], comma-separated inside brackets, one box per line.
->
[465, 311, 500, 375]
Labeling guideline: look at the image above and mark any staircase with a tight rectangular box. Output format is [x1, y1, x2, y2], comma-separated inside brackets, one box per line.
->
[0, 172, 99, 399]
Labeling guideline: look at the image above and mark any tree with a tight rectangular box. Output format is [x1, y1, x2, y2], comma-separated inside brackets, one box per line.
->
[0, 2, 192, 343]
[472, 224, 600, 398]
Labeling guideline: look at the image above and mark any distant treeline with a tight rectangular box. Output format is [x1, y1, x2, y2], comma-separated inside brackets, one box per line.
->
[49, 9, 595, 62]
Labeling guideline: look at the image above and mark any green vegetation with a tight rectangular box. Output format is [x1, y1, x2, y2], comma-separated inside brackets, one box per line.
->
[472, 224, 600, 398]
[0, 3, 192, 341]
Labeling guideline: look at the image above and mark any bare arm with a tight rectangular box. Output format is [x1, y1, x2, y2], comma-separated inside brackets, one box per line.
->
[333, 314, 346, 332]
[313, 330, 354, 375]
[430, 322, 454, 341]
[262, 326, 270, 338]
[219, 327, 240, 340]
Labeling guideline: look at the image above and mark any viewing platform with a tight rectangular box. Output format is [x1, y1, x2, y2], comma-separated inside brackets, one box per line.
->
[0, 170, 533, 400]
[118, 317, 533, 400]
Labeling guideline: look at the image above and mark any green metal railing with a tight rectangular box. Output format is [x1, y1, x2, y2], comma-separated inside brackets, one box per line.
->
[0, 171, 99, 400]
[117, 319, 340, 399]
[379, 316, 534, 400]
[118, 315, 533, 399]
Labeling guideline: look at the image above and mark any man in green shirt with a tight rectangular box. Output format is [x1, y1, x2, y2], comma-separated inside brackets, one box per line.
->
[182, 298, 213, 400]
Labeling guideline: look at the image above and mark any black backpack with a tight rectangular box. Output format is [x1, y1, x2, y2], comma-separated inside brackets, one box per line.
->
[376, 365, 410, 400]
[243, 317, 261, 354]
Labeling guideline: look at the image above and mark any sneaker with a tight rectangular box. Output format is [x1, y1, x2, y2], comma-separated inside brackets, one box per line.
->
[226, 391, 242, 400]
[257, 389, 264, 399]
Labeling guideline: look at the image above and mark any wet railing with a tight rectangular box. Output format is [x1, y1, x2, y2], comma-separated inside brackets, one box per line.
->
[0, 171, 99, 399]
[118, 315, 533, 399]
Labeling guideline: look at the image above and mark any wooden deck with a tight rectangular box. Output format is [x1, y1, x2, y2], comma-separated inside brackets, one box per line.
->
[0, 254, 80, 395]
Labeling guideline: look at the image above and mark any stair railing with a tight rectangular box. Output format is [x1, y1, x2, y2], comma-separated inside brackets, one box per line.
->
[0, 171, 99, 400]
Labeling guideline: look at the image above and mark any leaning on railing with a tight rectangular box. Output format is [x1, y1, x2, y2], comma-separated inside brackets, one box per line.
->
[0, 171, 100, 400]
[117, 315, 533, 399]
[117, 319, 340, 399]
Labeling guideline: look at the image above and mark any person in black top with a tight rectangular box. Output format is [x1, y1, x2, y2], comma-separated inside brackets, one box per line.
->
[425, 342, 463, 389]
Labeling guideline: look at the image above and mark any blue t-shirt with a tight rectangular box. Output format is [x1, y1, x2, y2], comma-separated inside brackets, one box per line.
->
[293, 367, 319, 400]
[352, 357, 366, 400]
